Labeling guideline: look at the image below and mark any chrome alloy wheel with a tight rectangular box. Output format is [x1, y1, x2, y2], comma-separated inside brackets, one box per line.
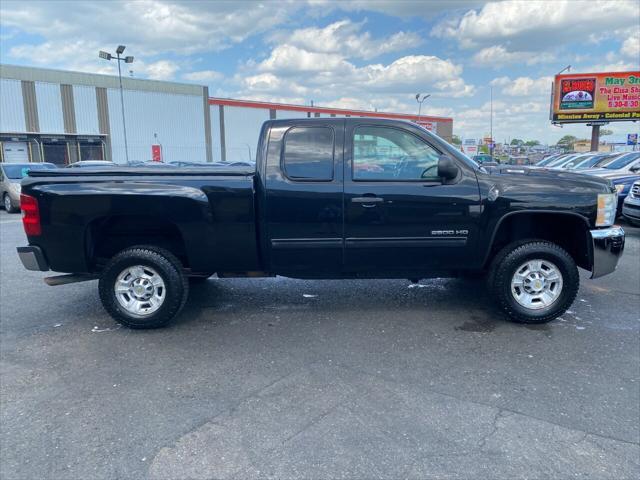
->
[4, 194, 11, 211]
[114, 265, 166, 316]
[510, 259, 563, 310]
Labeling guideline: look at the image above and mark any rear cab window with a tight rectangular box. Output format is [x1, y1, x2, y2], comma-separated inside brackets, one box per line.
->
[282, 126, 334, 181]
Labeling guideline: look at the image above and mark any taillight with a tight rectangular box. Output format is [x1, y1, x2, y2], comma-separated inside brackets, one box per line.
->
[20, 194, 41, 236]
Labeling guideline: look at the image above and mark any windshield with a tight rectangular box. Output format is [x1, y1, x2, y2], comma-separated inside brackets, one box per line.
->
[536, 155, 561, 166]
[572, 154, 613, 169]
[2, 163, 56, 179]
[547, 154, 576, 167]
[603, 152, 640, 169]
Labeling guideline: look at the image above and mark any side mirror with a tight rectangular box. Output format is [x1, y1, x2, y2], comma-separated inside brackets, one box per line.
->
[437, 154, 459, 180]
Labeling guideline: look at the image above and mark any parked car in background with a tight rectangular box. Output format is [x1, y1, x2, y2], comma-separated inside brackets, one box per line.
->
[622, 181, 640, 226]
[472, 154, 497, 165]
[507, 155, 531, 165]
[534, 153, 567, 167]
[552, 153, 596, 170]
[583, 152, 640, 174]
[544, 153, 584, 168]
[566, 152, 618, 170]
[588, 171, 640, 214]
[66, 160, 117, 168]
[1, 162, 57, 213]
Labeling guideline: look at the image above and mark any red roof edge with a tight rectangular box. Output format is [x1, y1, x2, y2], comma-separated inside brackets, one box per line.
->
[208, 97, 453, 123]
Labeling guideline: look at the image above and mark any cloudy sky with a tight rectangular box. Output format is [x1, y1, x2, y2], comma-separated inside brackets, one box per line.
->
[1, 0, 638, 143]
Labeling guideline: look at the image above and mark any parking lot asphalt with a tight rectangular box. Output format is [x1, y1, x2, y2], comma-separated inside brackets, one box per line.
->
[1, 209, 639, 480]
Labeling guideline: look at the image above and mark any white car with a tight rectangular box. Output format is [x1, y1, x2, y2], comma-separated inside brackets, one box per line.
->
[582, 152, 640, 174]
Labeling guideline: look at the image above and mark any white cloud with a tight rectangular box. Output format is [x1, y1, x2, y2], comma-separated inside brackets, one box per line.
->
[490, 75, 553, 97]
[0, 0, 297, 56]
[277, 19, 422, 60]
[433, 0, 639, 50]
[143, 60, 180, 80]
[620, 32, 640, 60]
[312, 0, 486, 19]
[257, 45, 351, 74]
[472, 45, 556, 67]
[182, 70, 223, 82]
[247, 46, 474, 99]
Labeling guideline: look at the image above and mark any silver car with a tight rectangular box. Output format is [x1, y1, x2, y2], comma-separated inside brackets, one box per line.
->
[622, 181, 640, 226]
[0, 162, 57, 213]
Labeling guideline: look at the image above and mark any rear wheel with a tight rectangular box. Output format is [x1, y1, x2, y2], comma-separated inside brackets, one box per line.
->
[3, 194, 18, 213]
[99, 246, 188, 328]
[489, 240, 579, 324]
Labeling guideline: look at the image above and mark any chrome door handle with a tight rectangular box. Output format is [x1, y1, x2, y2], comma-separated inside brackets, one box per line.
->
[352, 197, 383, 207]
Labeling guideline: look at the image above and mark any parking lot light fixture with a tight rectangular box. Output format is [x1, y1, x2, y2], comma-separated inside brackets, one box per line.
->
[99, 45, 133, 164]
[415, 93, 431, 123]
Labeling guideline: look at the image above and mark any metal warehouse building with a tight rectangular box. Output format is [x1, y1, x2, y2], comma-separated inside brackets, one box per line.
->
[0, 64, 453, 165]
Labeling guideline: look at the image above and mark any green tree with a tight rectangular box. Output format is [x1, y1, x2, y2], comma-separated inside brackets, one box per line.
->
[600, 129, 614, 136]
[524, 140, 540, 146]
[510, 138, 523, 146]
[450, 135, 462, 145]
[479, 145, 489, 154]
[556, 135, 577, 147]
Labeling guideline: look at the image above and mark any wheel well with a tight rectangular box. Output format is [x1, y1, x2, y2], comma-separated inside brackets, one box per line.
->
[487, 213, 591, 270]
[87, 215, 188, 269]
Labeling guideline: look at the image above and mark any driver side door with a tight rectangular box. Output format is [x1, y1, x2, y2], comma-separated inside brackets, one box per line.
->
[343, 123, 481, 275]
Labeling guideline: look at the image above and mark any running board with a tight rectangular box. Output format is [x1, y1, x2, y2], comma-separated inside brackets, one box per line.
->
[44, 274, 99, 286]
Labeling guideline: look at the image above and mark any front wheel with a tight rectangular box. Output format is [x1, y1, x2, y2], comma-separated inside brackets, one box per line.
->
[99, 246, 189, 329]
[489, 240, 579, 324]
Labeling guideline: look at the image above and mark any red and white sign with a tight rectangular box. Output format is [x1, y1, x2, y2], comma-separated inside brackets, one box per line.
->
[416, 121, 437, 132]
[151, 144, 162, 162]
[462, 145, 478, 155]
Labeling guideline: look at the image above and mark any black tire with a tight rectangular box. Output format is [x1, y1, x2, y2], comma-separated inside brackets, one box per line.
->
[488, 240, 579, 324]
[4, 194, 18, 213]
[98, 246, 189, 329]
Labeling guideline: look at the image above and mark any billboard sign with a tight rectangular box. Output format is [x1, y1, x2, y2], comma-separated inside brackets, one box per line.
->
[551, 71, 640, 123]
[628, 133, 638, 145]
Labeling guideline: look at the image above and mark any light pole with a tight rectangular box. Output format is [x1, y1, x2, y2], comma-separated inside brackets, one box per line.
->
[99, 46, 134, 164]
[415, 93, 431, 124]
[489, 86, 493, 157]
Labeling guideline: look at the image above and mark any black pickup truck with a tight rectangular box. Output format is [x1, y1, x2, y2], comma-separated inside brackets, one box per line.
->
[17, 118, 625, 328]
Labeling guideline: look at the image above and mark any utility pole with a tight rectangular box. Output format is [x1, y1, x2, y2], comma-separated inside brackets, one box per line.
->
[489, 87, 494, 157]
[99, 46, 134, 164]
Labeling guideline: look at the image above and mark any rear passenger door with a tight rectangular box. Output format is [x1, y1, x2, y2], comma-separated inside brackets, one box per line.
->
[264, 120, 345, 275]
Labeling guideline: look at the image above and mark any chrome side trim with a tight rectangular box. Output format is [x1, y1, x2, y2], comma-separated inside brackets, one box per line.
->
[590, 226, 625, 279]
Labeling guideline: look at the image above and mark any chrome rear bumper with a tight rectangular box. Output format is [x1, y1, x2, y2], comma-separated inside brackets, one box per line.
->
[17, 246, 49, 271]
[590, 226, 625, 279]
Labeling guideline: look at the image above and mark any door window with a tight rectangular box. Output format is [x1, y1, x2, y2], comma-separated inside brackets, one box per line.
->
[283, 126, 334, 181]
[353, 126, 441, 181]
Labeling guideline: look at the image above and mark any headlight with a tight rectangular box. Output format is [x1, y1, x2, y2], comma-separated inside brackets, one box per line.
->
[596, 193, 617, 227]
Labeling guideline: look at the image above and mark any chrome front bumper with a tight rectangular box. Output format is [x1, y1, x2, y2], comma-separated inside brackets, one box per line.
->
[590, 226, 625, 279]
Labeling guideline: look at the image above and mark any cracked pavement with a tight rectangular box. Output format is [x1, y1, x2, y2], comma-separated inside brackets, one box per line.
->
[1, 210, 639, 479]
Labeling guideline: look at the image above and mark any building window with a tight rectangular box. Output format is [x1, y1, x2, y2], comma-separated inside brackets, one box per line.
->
[282, 126, 334, 181]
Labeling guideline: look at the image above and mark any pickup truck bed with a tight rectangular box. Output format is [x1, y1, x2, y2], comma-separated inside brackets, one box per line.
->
[26, 167, 260, 274]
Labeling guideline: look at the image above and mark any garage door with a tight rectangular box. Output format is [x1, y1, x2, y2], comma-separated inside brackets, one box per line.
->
[2, 142, 29, 163]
